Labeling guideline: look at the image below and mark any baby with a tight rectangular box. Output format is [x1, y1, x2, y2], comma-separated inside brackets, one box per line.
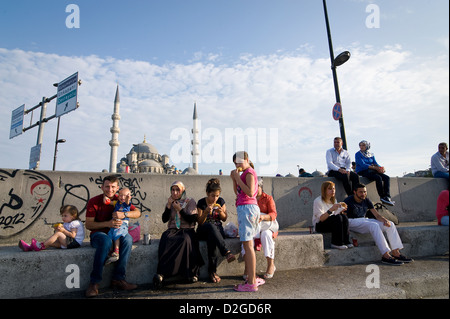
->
[106, 187, 132, 264]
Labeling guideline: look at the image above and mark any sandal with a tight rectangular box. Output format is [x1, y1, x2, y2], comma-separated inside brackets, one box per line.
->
[245, 276, 265, 286]
[226, 252, 236, 263]
[189, 276, 198, 283]
[264, 266, 276, 279]
[234, 283, 258, 292]
[209, 272, 221, 283]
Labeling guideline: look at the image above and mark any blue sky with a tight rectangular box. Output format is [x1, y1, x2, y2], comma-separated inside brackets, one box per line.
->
[0, 0, 448, 177]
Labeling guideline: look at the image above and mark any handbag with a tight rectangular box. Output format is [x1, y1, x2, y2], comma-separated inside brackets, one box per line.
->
[259, 213, 279, 233]
[128, 222, 141, 243]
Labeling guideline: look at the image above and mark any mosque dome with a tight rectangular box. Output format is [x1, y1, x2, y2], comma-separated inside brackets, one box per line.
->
[312, 170, 325, 177]
[130, 136, 159, 156]
[182, 167, 198, 175]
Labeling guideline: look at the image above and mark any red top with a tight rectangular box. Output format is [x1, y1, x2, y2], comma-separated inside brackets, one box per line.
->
[86, 193, 136, 234]
[436, 190, 449, 225]
[257, 192, 278, 238]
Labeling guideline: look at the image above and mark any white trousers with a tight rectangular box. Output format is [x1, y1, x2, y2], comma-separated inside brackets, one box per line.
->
[241, 229, 275, 259]
[348, 218, 403, 255]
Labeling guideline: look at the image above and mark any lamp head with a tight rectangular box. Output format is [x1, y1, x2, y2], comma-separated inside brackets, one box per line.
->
[334, 51, 351, 67]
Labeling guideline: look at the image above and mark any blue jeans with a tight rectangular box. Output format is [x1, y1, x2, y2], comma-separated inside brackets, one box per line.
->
[358, 169, 390, 198]
[441, 216, 449, 226]
[89, 231, 133, 284]
[433, 171, 449, 179]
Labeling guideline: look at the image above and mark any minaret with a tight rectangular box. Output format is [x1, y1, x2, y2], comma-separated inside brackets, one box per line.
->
[191, 102, 200, 173]
[109, 84, 120, 173]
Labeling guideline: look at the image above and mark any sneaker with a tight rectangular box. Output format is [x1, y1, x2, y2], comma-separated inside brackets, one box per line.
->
[345, 243, 354, 249]
[381, 256, 404, 266]
[380, 197, 395, 206]
[234, 283, 258, 292]
[18, 240, 32, 252]
[393, 254, 413, 263]
[331, 244, 348, 250]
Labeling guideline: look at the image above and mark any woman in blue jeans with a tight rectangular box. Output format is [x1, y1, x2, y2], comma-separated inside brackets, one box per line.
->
[355, 140, 394, 206]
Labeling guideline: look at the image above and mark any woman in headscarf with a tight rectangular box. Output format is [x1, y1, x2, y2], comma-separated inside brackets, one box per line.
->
[355, 140, 394, 206]
[153, 181, 204, 288]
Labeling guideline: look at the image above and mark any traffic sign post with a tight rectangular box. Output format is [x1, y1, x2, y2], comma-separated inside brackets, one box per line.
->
[332, 103, 342, 121]
[8, 72, 80, 170]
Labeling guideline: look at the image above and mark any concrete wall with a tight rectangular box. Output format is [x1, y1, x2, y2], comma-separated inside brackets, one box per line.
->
[0, 168, 447, 245]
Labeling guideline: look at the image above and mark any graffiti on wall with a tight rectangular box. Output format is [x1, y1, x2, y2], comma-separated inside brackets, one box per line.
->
[88, 175, 151, 213]
[0, 170, 151, 239]
[0, 169, 54, 238]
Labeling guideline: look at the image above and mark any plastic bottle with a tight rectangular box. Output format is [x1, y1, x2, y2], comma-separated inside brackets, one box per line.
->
[143, 214, 151, 245]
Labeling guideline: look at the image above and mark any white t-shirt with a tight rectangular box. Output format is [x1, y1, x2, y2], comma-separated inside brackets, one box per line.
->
[64, 220, 85, 245]
[312, 196, 337, 231]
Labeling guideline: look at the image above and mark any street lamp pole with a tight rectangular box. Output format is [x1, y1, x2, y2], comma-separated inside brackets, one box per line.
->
[323, 0, 349, 150]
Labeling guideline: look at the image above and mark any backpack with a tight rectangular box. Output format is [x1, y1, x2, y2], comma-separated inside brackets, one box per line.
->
[366, 202, 399, 225]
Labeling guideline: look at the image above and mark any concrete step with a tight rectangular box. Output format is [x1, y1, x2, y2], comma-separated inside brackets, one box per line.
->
[0, 223, 448, 298]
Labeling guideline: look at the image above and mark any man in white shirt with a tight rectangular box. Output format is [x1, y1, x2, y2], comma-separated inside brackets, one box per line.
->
[431, 142, 449, 180]
[326, 137, 360, 196]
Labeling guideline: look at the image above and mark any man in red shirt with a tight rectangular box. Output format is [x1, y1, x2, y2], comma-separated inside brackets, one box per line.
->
[85, 175, 141, 297]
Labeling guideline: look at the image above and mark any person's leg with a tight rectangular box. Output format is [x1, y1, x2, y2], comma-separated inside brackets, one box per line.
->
[114, 233, 133, 281]
[43, 232, 65, 248]
[260, 230, 275, 276]
[328, 170, 352, 195]
[349, 218, 391, 256]
[441, 215, 449, 226]
[434, 171, 449, 179]
[242, 240, 256, 284]
[349, 171, 360, 193]
[90, 232, 112, 284]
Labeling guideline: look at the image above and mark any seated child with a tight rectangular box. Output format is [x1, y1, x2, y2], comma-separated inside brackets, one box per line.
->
[19, 205, 84, 251]
[105, 187, 132, 264]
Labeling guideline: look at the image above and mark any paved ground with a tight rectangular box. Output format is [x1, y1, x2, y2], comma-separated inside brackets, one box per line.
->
[21, 254, 447, 317]
[38, 254, 448, 300]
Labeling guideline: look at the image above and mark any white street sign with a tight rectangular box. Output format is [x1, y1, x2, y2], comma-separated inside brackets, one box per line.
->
[10, 104, 25, 139]
[29, 144, 41, 170]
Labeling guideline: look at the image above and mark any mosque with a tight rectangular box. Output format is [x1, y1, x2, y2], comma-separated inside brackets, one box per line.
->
[108, 85, 198, 175]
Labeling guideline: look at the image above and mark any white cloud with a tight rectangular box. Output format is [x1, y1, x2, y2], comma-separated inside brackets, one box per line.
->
[0, 46, 448, 177]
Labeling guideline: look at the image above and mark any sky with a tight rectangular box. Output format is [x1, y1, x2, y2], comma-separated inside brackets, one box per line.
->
[0, 0, 448, 177]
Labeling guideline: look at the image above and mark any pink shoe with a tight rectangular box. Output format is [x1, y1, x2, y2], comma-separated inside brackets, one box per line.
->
[234, 283, 258, 292]
[18, 240, 32, 252]
[30, 238, 45, 251]
[245, 276, 265, 286]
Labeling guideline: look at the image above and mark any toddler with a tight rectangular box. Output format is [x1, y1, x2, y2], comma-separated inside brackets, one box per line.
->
[106, 187, 132, 264]
[19, 205, 84, 251]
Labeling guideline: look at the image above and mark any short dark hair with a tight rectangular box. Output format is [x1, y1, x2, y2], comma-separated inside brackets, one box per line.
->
[354, 183, 366, 191]
[103, 175, 119, 186]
